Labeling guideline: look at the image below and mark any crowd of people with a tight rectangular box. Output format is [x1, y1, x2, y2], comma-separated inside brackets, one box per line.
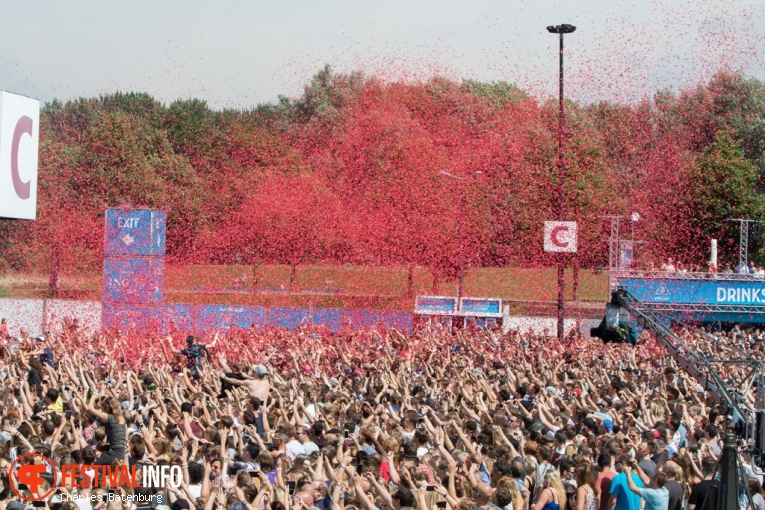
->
[0, 319, 762, 510]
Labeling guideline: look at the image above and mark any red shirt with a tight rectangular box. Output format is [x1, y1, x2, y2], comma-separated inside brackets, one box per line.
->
[597, 471, 615, 510]
[379, 461, 391, 483]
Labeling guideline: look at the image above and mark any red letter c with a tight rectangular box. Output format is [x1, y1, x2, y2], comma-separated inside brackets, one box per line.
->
[551, 225, 570, 248]
[11, 115, 33, 200]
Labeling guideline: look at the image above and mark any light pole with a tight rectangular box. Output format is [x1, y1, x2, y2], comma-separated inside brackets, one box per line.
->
[439, 170, 482, 309]
[547, 23, 576, 343]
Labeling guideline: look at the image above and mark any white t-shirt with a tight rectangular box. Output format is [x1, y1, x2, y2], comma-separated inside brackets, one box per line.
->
[302, 404, 317, 427]
[76, 495, 93, 510]
[303, 441, 320, 455]
[286, 440, 308, 459]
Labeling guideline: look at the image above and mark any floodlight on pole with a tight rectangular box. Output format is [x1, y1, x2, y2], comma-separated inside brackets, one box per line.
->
[547, 23, 576, 343]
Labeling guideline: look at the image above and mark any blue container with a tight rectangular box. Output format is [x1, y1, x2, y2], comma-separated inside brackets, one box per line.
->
[103, 257, 164, 303]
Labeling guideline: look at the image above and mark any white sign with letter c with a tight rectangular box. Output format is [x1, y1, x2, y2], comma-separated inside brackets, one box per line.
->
[0, 91, 39, 220]
[544, 221, 577, 253]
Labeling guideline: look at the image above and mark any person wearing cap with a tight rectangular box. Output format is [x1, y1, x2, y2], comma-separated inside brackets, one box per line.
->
[223, 364, 271, 402]
[35, 336, 57, 369]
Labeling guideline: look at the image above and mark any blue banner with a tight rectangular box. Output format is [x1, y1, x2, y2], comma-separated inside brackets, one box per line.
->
[619, 277, 765, 306]
[415, 296, 456, 314]
[104, 210, 166, 257]
[460, 298, 502, 316]
[195, 305, 267, 332]
[312, 308, 343, 332]
[269, 307, 311, 329]
[102, 304, 157, 330]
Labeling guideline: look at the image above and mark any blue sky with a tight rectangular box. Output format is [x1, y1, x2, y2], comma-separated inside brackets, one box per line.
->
[1, 0, 764, 109]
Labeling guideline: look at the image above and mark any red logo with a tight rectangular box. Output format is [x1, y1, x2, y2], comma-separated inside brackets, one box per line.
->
[10, 453, 57, 501]
[544, 221, 577, 253]
[550, 225, 571, 248]
[11, 115, 33, 200]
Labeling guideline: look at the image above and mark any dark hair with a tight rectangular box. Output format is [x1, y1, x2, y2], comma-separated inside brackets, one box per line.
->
[701, 456, 717, 476]
[185, 462, 202, 484]
[82, 446, 97, 464]
[45, 388, 59, 403]
[653, 471, 668, 488]
[510, 459, 525, 479]
[495, 486, 514, 508]
[492, 460, 512, 478]
[243, 410, 256, 426]
[392, 487, 415, 508]
[42, 420, 56, 436]
[132, 442, 146, 459]
[559, 457, 576, 475]
[244, 442, 260, 461]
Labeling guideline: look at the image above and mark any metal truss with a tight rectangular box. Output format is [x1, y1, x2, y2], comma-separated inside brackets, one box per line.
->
[638, 302, 765, 315]
[613, 270, 765, 282]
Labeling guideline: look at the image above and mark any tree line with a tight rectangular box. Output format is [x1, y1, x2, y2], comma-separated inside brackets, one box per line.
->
[5, 66, 765, 283]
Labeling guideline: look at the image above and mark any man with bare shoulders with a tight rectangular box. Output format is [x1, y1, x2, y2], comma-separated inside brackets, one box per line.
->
[223, 364, 271, 403]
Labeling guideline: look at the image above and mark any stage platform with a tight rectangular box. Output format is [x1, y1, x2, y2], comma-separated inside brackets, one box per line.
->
[615, 270, 765, 324]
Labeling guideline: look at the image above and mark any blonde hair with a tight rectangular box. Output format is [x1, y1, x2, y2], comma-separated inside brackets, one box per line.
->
[496, 476, 522, 510]
[543, 470, 567, 510]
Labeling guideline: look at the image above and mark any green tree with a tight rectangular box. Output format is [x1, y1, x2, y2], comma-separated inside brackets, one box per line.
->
[669, 132, 762, 266]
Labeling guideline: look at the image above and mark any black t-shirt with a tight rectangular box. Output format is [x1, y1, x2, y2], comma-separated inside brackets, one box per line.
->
[105, 414, 127, 458]
[665, 480, 683, 510]
[689, 479, 718, 509]
[27, 368, 41, 387]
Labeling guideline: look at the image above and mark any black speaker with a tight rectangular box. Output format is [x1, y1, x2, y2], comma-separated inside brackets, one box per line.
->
[751, 223, 762, 243]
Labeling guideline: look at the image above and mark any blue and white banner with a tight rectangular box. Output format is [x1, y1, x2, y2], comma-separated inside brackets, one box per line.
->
[619, 277, 765, 305]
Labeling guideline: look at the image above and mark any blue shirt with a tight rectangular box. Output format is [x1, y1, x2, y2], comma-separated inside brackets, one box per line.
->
[609, 472, 644, 510]
[639, 486, 669, 510]
[181, 344, 207, 369]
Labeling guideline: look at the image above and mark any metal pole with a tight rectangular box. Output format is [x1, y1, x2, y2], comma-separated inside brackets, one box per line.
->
[556, 30, 566, 343]
[715, 434, 740, 510]
[607, 217, 621, 291]
[740, 220, 749, 272]
[458, 193, 465, 308]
